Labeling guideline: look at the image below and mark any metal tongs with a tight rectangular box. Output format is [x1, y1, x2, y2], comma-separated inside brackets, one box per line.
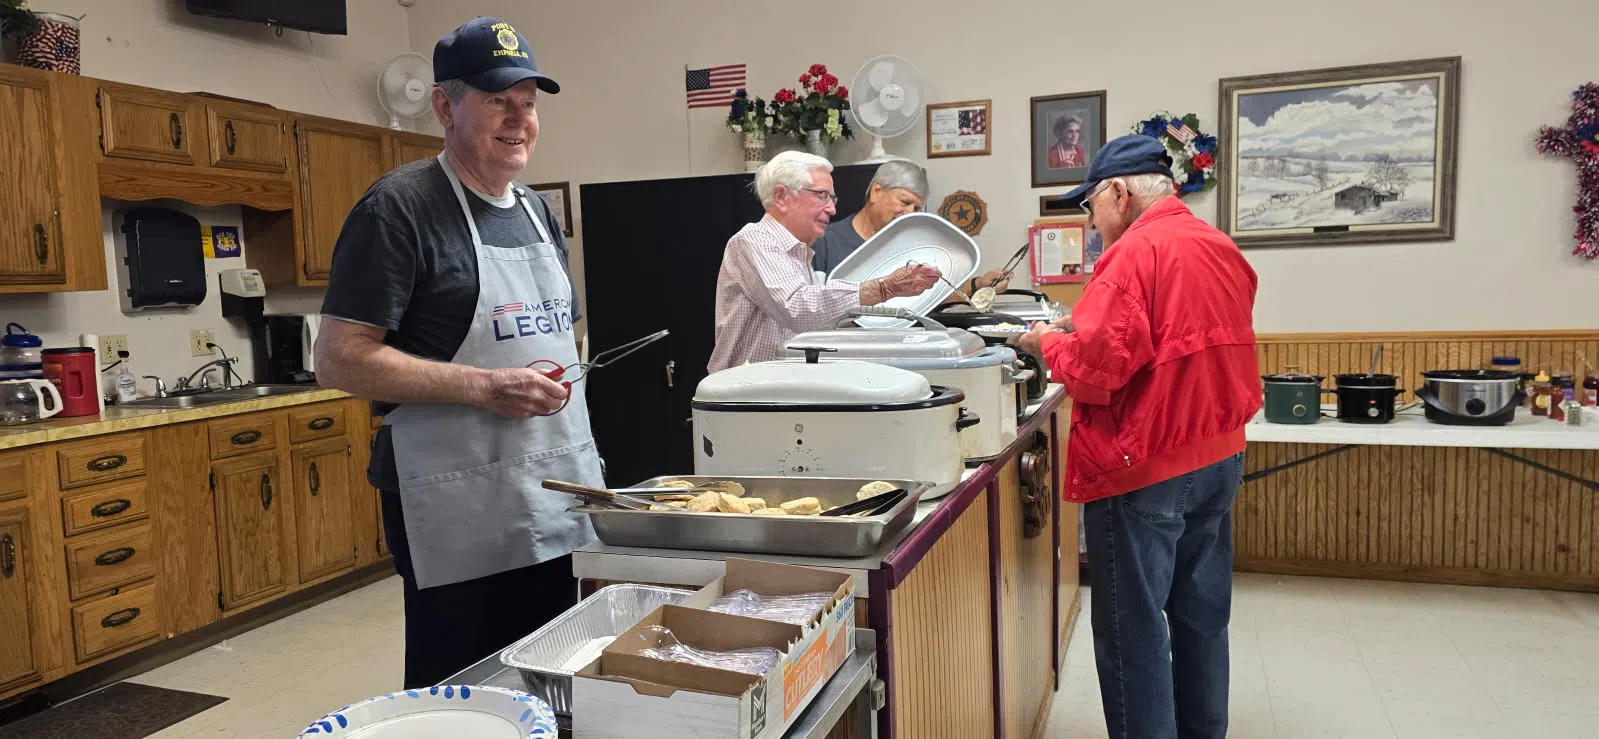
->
[535, 329, 669, 384]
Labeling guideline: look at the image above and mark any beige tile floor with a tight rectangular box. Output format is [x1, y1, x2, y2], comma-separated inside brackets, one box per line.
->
[121, 572, 1599, 737]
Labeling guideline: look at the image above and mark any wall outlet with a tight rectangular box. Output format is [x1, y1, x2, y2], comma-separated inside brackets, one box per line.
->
[190, 329, 216, 357]
[99, 334, 129, 359]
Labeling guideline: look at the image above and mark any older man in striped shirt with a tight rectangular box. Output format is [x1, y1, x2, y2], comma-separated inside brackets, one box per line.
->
[708, 151, 942, 373]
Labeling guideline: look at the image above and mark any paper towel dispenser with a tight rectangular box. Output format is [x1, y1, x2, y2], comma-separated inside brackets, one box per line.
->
[115, 207, 207, 313]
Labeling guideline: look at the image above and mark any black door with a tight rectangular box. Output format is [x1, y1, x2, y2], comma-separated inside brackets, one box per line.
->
[579, 164, 879, 487]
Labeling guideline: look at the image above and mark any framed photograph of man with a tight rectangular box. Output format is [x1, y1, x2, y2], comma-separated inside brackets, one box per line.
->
[528, 181, 575, 238]
[1217, 56, 1461, 248]
[927, 99, 992, 158]
[1030, 90, 1106, 188]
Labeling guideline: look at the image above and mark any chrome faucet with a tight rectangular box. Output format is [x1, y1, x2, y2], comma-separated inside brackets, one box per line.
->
[176, 357, 239, 392]
[143, 375, 167, 398]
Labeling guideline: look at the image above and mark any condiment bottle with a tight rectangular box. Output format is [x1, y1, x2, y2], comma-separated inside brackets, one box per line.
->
[1554, 371, 1577, 404]
[1531, 371, 1553, 417]
[1583, 373, 1598, 407]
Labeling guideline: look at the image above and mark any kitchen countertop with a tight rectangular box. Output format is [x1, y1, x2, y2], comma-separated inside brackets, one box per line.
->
[1245, 406, 1599, 449]
[572, 385, 1065, 591]
[0, 387, 353, 450]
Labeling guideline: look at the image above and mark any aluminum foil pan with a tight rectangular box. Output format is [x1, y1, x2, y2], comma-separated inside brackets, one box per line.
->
[498, 583, 694, 716]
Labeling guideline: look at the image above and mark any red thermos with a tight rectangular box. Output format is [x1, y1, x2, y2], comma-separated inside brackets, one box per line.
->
[41, 347, 101, 418]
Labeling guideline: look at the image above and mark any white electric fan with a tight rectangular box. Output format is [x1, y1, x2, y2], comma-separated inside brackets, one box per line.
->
[377, 52, 433, 131]
[846, 55, 925, 163]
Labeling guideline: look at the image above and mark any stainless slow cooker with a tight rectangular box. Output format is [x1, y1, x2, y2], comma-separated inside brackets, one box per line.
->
[690, 348, 976, 499]
[783, 310, 1015, 461]
[1417, 369, 1523, 426]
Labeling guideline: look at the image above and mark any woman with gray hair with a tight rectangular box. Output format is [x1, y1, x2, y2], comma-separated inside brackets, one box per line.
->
[813, 161, 1012, 297]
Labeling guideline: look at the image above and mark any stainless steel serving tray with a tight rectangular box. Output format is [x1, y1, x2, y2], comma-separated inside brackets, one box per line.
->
[498, 583, 695, 717]
[569, 475, 933, 557]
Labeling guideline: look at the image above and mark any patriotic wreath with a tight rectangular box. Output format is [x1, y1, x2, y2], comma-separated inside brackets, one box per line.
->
[1131, 112, 1218, 196]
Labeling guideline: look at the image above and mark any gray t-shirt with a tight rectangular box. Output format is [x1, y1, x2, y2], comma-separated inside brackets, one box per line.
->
[810, 217, 867, 276]
[319, 157, 579, 491]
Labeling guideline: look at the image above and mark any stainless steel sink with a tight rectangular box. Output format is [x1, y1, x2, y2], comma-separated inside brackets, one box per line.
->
[114, 385, 319, 409]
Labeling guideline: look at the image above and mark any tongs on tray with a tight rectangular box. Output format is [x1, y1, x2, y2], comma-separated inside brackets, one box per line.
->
[529, 329, 669, 384]
[818, 487, 908, 517]
[543, 479, 747, 512]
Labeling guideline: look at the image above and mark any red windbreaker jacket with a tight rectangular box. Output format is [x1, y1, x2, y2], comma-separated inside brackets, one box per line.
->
[1040, 197, 1262, 503]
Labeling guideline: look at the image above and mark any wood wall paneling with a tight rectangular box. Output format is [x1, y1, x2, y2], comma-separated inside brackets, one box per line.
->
[997, 462, 1057, 739]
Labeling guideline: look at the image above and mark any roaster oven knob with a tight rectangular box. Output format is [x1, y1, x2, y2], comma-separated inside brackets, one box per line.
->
[1465, 398, 1486, 415]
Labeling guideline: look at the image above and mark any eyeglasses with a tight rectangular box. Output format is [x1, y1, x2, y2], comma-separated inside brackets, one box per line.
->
[802, 188, 839, 205]
[1079, 180, 1114, 216]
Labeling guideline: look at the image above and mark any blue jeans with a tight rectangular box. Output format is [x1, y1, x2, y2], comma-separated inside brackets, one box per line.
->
[1084, 452, 1243, 739]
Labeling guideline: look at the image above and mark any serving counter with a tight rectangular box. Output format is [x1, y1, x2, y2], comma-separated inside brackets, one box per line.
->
[568, 385, 1079, 739]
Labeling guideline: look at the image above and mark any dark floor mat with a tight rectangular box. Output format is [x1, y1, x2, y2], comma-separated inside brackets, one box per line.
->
[0, 682, 227, 739]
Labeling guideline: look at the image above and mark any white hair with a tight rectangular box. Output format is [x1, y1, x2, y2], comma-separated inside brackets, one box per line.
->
[868, 160, 929, 201]
[754, 151, 833, 208]
[1119, 172, 1176, 200]
[437, 79, 470, 104]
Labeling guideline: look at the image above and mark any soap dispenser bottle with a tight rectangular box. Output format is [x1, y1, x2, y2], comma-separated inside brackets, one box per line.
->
[114, 351, 138, 404]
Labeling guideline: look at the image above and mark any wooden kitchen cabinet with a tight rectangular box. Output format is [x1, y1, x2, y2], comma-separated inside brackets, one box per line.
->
[390, 131, 443, 168]
[0, 508, 38, 693]
[292, 116, 389, 283]
[95, 83, 196, 166]
[291, 438, 356, 583]
[204, 99, 288, 174]
[0, 66, 67, 285]
[211, 451, 288, 611]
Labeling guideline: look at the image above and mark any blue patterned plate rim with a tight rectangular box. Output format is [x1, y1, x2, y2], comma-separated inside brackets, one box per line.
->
[296, 684, 557, 737]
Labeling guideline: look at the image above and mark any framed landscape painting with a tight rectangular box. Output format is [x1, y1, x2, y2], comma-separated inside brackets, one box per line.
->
[1217, 57, 1460, 248]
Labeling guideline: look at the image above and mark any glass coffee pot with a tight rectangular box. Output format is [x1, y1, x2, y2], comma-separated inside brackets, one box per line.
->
[0, 378, 63, 425]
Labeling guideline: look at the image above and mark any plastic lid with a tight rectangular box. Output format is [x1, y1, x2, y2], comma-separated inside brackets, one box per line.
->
[2, 323, 41, 348]
[1490, 356, 1520, 365]
[783, 326, 986, 362]
[1535, 370, 1551, 382]
[695, 358, 932, 404]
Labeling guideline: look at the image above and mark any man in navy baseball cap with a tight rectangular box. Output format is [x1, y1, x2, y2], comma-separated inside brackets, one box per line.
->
[433, 15, 560, 94]
[1054, 134, 1175, 210]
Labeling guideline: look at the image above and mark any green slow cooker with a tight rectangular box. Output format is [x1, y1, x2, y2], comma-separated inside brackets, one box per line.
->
[1262, 372, 1325, 424]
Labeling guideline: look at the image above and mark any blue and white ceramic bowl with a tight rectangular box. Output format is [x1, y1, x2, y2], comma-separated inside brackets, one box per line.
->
[297, 685, 557, 738]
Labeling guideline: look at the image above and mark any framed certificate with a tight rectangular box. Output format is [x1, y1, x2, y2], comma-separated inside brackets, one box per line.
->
[1029, 216, 1097, 284]
[926, 100, 992, 158]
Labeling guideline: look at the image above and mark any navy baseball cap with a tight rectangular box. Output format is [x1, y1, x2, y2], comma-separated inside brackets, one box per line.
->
[1055, 134, 1174, 208]
[433, 17, 560, 94]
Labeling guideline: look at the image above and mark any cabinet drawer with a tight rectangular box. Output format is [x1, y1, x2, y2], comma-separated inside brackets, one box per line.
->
[98, 85, 195, 165]
[57, 435, 147, 490]
[65, 523, 154, 600]
[206, 103, 287, 174]
[72, 584, 159, 664]
[287, 404, 346, 444]
[61, 481, 149, 537]
[208, 414, 278, 459]
[0, 453, 28, 503]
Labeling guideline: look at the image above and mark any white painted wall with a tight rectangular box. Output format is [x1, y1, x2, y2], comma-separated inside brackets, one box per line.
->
[0, 0, 413, 393]
[408, 0, 1599, 334]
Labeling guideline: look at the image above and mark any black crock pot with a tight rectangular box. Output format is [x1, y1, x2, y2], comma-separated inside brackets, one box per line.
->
[1334, 373, 1402, 424]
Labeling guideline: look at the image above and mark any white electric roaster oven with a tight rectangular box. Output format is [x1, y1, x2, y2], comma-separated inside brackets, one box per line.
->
[690, 347, 977, 500]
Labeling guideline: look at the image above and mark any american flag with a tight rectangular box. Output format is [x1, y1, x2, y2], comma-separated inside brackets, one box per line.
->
[492, 302, 526, 317]
[1166, 121, 1197, 144]
[685, 64, 747, 109]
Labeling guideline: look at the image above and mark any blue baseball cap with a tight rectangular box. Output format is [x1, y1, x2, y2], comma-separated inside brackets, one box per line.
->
[433, 17, 560, 94]
[1055, 134, 1175, 208]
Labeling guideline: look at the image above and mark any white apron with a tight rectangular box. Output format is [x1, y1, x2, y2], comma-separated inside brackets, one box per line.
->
[387, 153, 601, 590]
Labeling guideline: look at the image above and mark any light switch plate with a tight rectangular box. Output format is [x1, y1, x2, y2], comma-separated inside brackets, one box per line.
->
[190, 329, 216, 357]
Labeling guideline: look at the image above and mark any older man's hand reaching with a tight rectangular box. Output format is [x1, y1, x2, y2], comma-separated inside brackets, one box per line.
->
[864, 263, 942, 304]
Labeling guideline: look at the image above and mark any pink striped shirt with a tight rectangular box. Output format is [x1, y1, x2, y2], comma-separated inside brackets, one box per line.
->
[708, 214, 875, 373]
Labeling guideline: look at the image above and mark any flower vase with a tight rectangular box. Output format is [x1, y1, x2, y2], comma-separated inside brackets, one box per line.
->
[17, 12, 85, 75]
[742, 131, 766, 173]
[804, 129, 827, 157]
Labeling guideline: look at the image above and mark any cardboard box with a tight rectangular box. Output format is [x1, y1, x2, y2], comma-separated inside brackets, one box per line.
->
[572, 560, 856, 739]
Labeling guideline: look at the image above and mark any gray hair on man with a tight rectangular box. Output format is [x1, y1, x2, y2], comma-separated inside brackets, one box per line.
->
[437, 79, 470, 104]
[1119, 172, 1177, 200]
[866, 160, 929, 201]
[754, 150, 833, 209]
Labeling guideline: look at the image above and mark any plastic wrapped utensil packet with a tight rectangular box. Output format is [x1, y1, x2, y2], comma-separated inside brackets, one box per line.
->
[631, 625, 779, 676]
[705, 589, 835, 626]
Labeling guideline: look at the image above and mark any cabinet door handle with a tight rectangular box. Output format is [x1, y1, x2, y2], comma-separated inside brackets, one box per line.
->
[308, 416, 334, 431]
[231, 430, 262, 446]
[666, 360, 676, 389]
[309, 461, 320, 496]
[91, 499, 133, 518]
[223, 120, 237, 155]
[94, 546, 136, 567]
[101, 607, 141, 628]
[261, 473, 273, 510]
[33, 223, 47, 266]
[1, 534, 14, 579]
[88, 454, 127, 472]
[170, 112, 183, 149]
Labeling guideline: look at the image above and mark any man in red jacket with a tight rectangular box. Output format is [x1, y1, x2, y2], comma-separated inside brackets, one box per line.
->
[1017, 134, 1261, 739]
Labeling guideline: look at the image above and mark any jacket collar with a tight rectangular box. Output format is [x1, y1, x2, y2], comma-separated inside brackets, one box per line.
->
[1122, 195, 1190, 238]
